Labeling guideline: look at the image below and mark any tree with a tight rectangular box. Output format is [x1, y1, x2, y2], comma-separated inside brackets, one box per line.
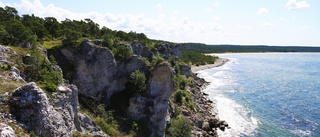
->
[21, 14, 48, 40]
[0, 6, 19, 20]
[0, 19, 35, 45]
[61, 28, 81, 46]
[167, 116, 192, 137]
[44, 17, 60, 39]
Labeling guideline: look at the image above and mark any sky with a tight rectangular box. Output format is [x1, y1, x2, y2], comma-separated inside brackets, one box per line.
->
[0, 0, 319, 46]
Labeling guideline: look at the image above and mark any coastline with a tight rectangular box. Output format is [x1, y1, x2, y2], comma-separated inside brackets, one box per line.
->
[191, 58, 229, 72]
[186, 57, 230, 136]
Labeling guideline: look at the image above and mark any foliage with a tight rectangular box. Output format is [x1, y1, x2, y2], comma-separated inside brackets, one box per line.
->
[112, 45, 133, 61]
[44, 17, 60, 39]
[182, 43, 320, 53]
[72, 131, 90, 137]
[181, 49, 217, 66]
[150, 55, 165, 70]
[173, 74, 195, 110]
[79, 97, 122, 137]
[61, 28, 81, 46]
[127, 70, 147, 94]
[166, 116, 192, 137]
[24, 45, 62, 92]
[0, 19, 35, 45]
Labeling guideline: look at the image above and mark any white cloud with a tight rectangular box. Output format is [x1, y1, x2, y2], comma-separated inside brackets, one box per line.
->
[155, 3, 163, 10]
[285, 0, 310, 10]
[236, 25, 253, 30]
[171, 10, 180, 15]
[0, 2, 5, 7]
[261, 22, 274, 27]
[278, 17, 286, 21]
[205, 8, 212, 13]
[213, 3, 220, 7]
[258, 8, 269, 14]
[299, 26, 309, 30]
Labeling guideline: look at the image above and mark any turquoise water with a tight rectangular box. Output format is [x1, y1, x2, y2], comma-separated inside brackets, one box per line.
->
[197, 53, 320, 137]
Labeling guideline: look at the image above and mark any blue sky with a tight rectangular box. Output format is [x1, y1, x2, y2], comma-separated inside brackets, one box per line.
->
[1, 0, 319, 46]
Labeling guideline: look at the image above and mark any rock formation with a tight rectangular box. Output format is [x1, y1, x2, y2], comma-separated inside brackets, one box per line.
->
[0, 123, 15, 137]
[10, 82, 108, 137]
[127, 63, 175, 137]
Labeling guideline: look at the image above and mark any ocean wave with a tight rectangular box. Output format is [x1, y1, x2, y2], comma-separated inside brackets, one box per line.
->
[210, 94, 259, 137]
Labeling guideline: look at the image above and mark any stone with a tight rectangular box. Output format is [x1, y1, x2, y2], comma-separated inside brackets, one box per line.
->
[140, 46, 153, 61]
[75, 114, 109, 137]
[0, 123, 15, 137]
[94, 39, 103, 45]
[173, 44, 182, 57]
[131, 41, 143, 56]
[11, 82, 70, 136]
[180, 65, 191, 77]
[201, 121, 210, 131]
[59, 40, 119, 100]
[22, 42, 32, 48]
[147, 64, 175, 137]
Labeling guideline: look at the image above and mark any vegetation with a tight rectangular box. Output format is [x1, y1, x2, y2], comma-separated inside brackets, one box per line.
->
[0, 6, 205, 137]
[182, 43, 320, 53]
[127, 70, 147, 94]
[181, 49, 218, 66]
[112, 45, 133, 61]
[173, 75, 195, 111]
[166, 116, 192, 137]
[24, 45, 63, 92]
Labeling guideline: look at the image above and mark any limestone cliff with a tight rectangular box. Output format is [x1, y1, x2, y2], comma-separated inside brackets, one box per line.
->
[127, 63, 175, 137]
[10, 82, 108, 137]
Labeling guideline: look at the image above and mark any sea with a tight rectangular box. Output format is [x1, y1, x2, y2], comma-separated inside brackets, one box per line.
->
[197, 53, 320, 137]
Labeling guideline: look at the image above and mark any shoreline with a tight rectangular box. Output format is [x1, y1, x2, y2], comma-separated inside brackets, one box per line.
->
[191, 58, 229, 72]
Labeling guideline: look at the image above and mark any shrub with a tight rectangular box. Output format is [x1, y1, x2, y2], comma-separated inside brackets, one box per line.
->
[166, 116, 192, 137]
[128, 70, 146, 94]
[112, 45, 133, 61]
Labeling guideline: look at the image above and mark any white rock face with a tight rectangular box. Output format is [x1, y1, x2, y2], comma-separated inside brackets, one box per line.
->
[128, 64, 175, 137]
[0, 123, 15, 137]
[11, 82, 108, 137]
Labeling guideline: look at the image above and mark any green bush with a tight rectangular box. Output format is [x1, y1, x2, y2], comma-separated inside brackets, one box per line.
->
[112, 45, 133, 61]
[128, 70, 146, 94]
[166, 116, 192, 137]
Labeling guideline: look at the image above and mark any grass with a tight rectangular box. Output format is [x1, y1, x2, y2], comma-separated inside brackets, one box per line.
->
[42, 40, 62, 49]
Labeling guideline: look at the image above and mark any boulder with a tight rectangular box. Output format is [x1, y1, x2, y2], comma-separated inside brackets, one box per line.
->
[11, 82, 70, 136]
[141, 46, 153, 61]
[131, 41, 143, 56]
[10, 82, 108, 137]
[180, 65, 191, 77]
[94, 39, 103, 45]
[75, 114, 109, 137]
[0, 123, 15, 137]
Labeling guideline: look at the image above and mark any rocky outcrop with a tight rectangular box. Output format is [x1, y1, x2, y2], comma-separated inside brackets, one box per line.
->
[0, 45, 14, 64]
[11, 82, 70, 136]
[58, 40, 119, 100]
[128, 63, 175, 137]
[56, 40, 152, 101]
[0, 123, 15, 137]
[155, 43, 182, 59]
[148, 63, 175, 137]
[10, 82, 108, 137]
